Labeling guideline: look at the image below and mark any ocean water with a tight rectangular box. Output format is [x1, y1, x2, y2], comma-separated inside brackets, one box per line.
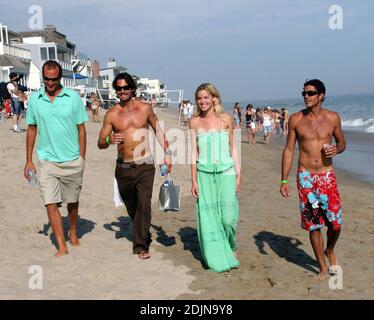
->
[224, 93, 374, 184]
[225, 93, 374, 134]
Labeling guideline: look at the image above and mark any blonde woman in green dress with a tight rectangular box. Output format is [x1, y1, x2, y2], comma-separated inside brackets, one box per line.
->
[189, 83, 241, 273]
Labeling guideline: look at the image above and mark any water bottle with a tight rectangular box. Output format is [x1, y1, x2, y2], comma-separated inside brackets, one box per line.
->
[160, 164, 167, 176]
[28, 169, 37, 186]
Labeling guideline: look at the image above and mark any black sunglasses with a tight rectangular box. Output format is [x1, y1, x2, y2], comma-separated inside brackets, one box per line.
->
[115, 85, 132, 91]
[302, 90, 318, 97]
[43, 76, 60, 82]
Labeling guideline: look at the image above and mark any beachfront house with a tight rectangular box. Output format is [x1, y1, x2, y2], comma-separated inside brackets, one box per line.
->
[99, 58, 129, 100]
[137, 77, 166, 102]
[0, 23, 37, 88]
[11, 24, 79, 90]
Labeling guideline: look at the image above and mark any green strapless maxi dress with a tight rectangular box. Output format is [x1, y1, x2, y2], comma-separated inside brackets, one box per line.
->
[196, 131, 240, 272]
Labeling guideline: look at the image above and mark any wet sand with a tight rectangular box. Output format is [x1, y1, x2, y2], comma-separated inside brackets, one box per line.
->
[0, 107, 373, 299]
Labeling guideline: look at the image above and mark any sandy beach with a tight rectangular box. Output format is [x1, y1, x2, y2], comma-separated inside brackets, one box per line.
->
[0, 107, 373, 300]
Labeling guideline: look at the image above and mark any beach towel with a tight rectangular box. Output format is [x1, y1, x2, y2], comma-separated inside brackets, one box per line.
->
[113, 177, 124, 207]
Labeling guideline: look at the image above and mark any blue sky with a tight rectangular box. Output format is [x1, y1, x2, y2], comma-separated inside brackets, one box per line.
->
[1, 0, 373, 101]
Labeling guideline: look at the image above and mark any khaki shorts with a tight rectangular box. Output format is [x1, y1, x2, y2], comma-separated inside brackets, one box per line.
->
[38, 156, 85, 206]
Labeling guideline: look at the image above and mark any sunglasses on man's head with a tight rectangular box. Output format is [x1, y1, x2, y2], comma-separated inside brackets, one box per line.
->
[302, 90, 319, 97]
[115, 85, 132, 91]
[43, 76, 60, 82]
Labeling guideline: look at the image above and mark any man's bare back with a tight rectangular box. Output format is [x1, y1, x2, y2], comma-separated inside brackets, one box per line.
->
[100, 99, 155, 162]
[289, 108, 345, 173]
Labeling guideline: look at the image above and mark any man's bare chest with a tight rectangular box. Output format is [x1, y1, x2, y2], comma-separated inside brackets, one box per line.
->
[112, 110, 148, 131]
[296, 118, 334, 141]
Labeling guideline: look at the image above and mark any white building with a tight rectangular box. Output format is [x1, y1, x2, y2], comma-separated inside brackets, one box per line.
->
[12, 25, 80, 90]
[137, 77, 166, 101]
[0, 23, 37, 88]
[99, 58, 128, 99]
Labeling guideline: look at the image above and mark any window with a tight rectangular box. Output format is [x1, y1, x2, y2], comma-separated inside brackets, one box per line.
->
[48, 47, 56, 60]
[40, 47, 47, 60]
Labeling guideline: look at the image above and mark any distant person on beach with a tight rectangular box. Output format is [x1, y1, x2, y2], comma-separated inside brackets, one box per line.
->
[280, 108, 289, 136]
[189, 83, 240, 273]
[187, 100, 194, 124]
[280, 79, 346, 280]
[235, 102, 243, 129]
[255, 107, 263, 132]
[90, 92, 101, 123]
[233, 105, 241, 129]
[151, 94, 157, 114]
[273, 109, 281, 135]
[262, 107, 273, 145]
[245, 104, 256, 144]
[279, 108, 285, 133]
[2, 98, 11, 118]
[7, 72, 24, 132]
[97, 72, 172, 260]
[182, 100, 188, 125]
[24, 60, 88, 257]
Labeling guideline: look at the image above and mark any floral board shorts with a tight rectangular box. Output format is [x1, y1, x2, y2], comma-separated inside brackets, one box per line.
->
[297, 170, 342, 231]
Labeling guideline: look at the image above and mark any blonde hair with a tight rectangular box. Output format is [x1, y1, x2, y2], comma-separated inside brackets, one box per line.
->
[194, 83, 224, 117]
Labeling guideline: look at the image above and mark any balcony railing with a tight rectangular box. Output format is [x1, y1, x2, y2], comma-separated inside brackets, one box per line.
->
[59, 60, 73, 71]
[75, 78, 98, 87]
[41, 59, 73, 72]
[2, 44, 31, 59]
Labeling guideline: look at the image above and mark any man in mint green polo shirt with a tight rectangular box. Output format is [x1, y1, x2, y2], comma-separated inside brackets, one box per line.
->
[24, 60, 88, 257]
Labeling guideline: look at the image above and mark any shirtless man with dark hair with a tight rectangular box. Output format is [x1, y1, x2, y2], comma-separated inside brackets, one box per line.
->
[98, 73, 172, 259]
[280, 79, 346, 280]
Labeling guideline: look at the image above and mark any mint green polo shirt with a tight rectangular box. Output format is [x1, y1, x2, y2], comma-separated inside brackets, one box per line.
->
[26, 87, 89, 163]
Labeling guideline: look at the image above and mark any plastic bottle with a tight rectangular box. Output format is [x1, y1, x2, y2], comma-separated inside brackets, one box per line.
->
[160, 164, 167, 176]
[28, 169, 37, 186]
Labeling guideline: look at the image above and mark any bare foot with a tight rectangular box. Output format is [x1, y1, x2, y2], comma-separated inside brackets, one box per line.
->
[68, 231, 80, 246]
[314, 272, 329, 280]
[55, 249, 68, 257]
[138, 251, 150, 259]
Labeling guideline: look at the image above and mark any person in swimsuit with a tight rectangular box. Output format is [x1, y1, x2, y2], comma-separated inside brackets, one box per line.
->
[189, 83, 241, 273]
[273, 109, 281, 135]
[245, 104, 256, 144]
[255, 108, 263, 132]
[280, 79, 346, 280]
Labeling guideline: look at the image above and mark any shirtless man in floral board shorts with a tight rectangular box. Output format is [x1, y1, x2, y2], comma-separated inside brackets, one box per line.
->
[280, 79, 346, 280]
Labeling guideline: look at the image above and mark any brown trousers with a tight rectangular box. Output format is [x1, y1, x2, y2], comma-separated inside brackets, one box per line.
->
[115, 163, 155, 254]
